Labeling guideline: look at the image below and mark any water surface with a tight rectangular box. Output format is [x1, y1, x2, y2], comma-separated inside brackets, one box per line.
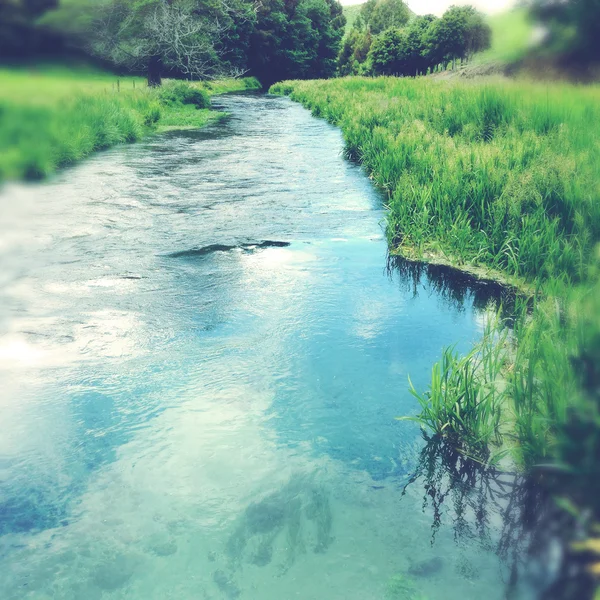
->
[0, 93, 526, 599]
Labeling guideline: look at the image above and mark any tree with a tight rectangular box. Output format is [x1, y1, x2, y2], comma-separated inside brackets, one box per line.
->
[92, 0, 257, 86]
[338, 27, 372, 75]
[424, 5, 490, 71]
[358, 0, 410, 34]
[531, 0, 600, 65]
[404, 14, 437, 75]
[368, 28, 408, 75]
[247, 0, 345, 85]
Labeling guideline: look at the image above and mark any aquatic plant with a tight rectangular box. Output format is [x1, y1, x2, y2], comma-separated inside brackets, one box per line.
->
[399, 317, 507, 462]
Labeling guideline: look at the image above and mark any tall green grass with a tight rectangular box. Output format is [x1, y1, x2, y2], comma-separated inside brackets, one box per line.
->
[271, 77, 600, 571]
[0, 67, 260, 181]
[271, 77, 600, 286]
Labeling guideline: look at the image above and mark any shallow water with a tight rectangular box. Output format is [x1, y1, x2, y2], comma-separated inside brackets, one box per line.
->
[0, 93, 531, 599]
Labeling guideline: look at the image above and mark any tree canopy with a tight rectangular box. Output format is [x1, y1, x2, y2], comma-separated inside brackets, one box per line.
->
[532, 0, 600, 65]
[357, 0, 411, 34]
[91, 0, 257, 86]
[248, 0, 345, 85]
[340, 3, 491, 77]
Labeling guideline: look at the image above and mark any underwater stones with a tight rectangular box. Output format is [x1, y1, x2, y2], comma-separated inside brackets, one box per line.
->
[249, 540, 273, 567]
[245, 497, 286, 535]
[305, 487, 333, 553]
[213, 569, 241, 599]
[151, 539, 178, 557]
[144, 532, 178, 557]
[224, 477, 335, 575]
[407, 556, 444, 578]
[93, 554, 136, 591]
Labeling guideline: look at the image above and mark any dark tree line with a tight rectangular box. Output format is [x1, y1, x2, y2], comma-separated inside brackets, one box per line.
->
[1, 0, 346, 86]
[339, 2, 491, 77]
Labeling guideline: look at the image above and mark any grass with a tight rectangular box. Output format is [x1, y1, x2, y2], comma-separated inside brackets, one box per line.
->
[271, 77, 600, 285]
[0, 66, 260, 181]
[472, 8, 536, 65]
[271, 76, 600, 574]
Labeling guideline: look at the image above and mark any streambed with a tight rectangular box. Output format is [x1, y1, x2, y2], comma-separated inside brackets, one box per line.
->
[0, 93, 532, 599]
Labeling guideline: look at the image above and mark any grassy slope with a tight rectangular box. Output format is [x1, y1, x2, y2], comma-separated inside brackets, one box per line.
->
[472, 8, 535, 65]
[343, 3, 364, 33]
[0, 66, 260, 181]
[270, 77, 600, 477]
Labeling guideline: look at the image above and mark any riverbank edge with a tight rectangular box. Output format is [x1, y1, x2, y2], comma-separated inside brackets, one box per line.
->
[267, 79, 590, 462]
[269, 82, 539, 298]
[0, 74, 261, 182]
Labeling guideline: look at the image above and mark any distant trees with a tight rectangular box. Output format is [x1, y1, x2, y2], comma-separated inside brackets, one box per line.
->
[91, 0, 257, 86]
[339, 3, 491, 77]
[86, 0, 344, 86]
[338, 28, 373, 75]
[369, 28, 407, 76]
[357, 0, 411, 34]
[248, 0, 346, 85]
[425, 5, 491, 70]
[0, 0, 59, 56]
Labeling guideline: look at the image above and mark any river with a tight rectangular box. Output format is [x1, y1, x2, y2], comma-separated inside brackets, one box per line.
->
[0, 93, 532, 599]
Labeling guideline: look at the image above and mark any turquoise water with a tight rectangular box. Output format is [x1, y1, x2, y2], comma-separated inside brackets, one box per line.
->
[0, 94, 530, 599]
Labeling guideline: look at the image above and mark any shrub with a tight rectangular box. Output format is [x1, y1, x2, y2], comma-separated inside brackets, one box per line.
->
[158, 81, 211, 109]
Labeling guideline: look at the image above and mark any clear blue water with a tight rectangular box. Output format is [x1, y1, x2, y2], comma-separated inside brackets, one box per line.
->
[0, 93, 529, 599]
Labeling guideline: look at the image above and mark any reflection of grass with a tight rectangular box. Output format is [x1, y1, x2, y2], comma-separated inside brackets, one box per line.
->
[271, 77, 600, 585]
[0, 67, 260, 181]
[473, 9, 535, 65]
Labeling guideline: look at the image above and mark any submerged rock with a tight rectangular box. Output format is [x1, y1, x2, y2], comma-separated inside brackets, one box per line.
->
[224, 476, 335, 574]
[407, 556, 444, 577]
[213, 569, 241, 599]
[93, 555, 136, 591]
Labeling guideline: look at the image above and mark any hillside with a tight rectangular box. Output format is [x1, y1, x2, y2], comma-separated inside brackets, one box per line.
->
[343, 3, 364, 33]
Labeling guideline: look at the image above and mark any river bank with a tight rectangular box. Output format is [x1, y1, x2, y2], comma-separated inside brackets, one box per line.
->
[0, 66, 260, 181]
[0, 92, 532, 599]
[271, 76, 600, 595]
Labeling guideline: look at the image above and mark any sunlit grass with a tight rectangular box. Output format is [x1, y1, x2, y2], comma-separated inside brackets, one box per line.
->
[0, 67, 260, 181]
[472, 8, 536, 65]
[271, 76, 600, 483]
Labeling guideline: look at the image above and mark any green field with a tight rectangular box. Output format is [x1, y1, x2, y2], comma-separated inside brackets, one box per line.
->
[271, 76, 600, 538]
[472, 8, 536, 65]
[0, 67, 260, 181]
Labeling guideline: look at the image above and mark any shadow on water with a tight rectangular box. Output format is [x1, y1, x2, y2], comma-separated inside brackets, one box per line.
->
[386, 255, 522, 318]
[403, 432, 599, 599]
